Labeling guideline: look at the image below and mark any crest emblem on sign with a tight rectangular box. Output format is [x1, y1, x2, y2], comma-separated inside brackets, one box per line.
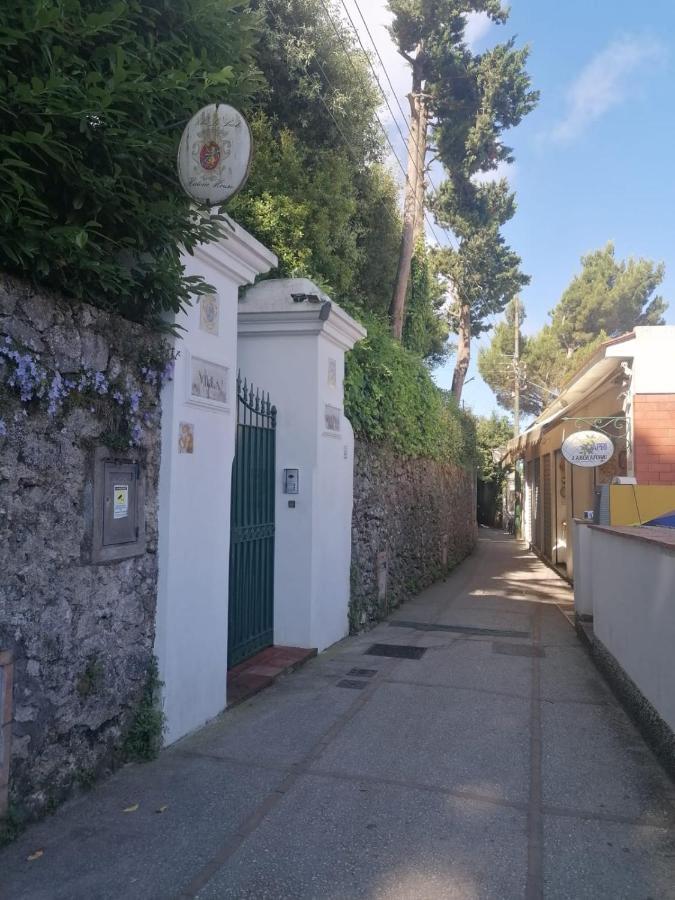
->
[199, 141, 221, 171]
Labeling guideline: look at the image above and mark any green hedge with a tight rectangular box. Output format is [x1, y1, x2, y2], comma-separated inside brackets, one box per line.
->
[344, 314, 476, 465]
[0, 0, 259, 321]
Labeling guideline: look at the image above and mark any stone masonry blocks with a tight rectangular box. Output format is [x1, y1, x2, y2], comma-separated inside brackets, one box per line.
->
[350, 441, 477, 630]
[0, 274, 163, 821]
[0, 650, 13, 818]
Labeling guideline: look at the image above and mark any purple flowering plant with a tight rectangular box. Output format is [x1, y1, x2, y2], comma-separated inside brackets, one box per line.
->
[0, 336, 175, 447]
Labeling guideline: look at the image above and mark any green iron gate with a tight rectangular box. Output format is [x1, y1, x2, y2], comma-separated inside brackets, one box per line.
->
[228, 374, 276, 668]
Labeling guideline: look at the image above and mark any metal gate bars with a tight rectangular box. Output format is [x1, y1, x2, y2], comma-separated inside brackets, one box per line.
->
[228, 374, 276, 668]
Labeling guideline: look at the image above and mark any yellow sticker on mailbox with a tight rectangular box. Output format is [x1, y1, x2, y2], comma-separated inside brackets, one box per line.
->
[113, 485, 129, 520]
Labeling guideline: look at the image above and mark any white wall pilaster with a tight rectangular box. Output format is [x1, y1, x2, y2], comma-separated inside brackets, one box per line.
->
[156, 222, 276, 744]
[237, 279, 366, 653]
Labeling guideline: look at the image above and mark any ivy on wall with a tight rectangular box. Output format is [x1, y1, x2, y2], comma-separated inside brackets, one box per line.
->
[0, 0, 260, 321]
[344, 315, 476, 466]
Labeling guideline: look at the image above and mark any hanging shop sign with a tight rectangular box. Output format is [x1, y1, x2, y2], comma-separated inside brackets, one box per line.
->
[562, 430, 614, 468]
[177, 104, 252, 205]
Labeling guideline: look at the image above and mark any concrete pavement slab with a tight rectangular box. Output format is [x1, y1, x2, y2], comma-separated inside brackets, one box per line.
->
[449, 593, 541, 616]
[432, 606, 535, 636]
[538, 605, 579, 647]
[544, 816, 675, 900]
[183, 677, 356, 768]
[542, 700, 675, 823]
[390, 636, 532, 698]
[540, 646, 615, 705]
[311, 680, 531, 804]
[0, 751, 282, 900]
[2, 530, 673, 899]
[195, 773, 528, 900]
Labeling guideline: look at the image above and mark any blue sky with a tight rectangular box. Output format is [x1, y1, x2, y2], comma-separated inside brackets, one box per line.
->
[345, 0, 675, 419]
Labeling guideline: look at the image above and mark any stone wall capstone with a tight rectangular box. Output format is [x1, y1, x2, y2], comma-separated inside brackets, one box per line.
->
[350, 441, 476, 629]
[0, 274, 163, 820]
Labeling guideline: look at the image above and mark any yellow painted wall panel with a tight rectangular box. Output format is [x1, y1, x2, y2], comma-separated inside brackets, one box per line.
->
[609, 485, 675, 526]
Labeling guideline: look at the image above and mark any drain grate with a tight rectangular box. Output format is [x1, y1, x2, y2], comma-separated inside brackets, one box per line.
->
[337, 679, 369, 690]
[493, 642, 545, 658]
[389, 620, 529, 639]
[366, 643, 426, 660]
[347, 668, 378, 678]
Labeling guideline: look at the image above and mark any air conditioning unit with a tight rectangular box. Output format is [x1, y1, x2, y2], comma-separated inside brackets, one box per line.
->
[612, 476, 637, 485]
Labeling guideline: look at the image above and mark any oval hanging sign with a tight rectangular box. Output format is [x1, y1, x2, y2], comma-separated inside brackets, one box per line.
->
[562, 430, 615, 468]
[177, 104, 252, 205]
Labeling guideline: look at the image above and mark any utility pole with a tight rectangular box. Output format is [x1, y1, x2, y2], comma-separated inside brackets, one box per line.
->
[389, 81, 428, 341]
[513, 300, 520, 439]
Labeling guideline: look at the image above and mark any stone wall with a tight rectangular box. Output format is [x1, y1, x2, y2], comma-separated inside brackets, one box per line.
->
[0, 275, 164, 820]
[350, 441, 477, 630]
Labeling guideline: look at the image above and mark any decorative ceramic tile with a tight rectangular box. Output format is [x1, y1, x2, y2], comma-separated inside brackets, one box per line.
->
[199, 293, 219, 335]
[178, 422, 194, 454]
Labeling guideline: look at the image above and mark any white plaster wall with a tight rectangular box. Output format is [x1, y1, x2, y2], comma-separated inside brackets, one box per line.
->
[311, 336, 354, 649]
[590, 529, 675, 731]
[237, 329, 357, 652]
[571, 520, 593, 613]
[236, 333, 318, 650]
[156, 227, 276, 744]
[156, 258, 235, 744]
[631, 327, 675, 394]
[237, 280, 365, 654]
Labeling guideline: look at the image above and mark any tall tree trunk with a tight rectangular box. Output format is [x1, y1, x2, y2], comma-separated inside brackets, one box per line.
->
[389, 74, 428, 340]
[451, 301, 471, 403]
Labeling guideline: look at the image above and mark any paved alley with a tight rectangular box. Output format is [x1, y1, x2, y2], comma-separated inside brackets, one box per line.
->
[2, 531, 674, 900]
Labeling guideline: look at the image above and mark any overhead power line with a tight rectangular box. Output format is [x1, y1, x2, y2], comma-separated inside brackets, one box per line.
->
[338, 0, 423, 171]
[263, 0, 486, 308]
[317, 0, 447, 246]
[335, 0, 486, 296]
[261, 0, 404, 238]
[351, 0, 413, 137]
[336, 0, 447, 243]
[340, 2, 450, 212]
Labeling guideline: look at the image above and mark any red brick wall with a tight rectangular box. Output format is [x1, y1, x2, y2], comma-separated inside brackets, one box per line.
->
[633, 394, 675, 484]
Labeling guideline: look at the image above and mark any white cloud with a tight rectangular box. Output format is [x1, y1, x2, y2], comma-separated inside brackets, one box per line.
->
[464, 12, 493, 49]
[473, 160, 516, 185]
[552, 36, 666, 142]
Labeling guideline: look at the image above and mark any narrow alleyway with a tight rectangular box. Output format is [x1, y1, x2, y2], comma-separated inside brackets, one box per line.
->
[2, 531, 675, 899]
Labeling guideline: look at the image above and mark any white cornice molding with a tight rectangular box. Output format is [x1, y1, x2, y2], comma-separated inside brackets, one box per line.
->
[238, 305, 366, 350]
[325, 301, 368, 348]
[238, 279, 367, 349]
[192, 218, 277, 286]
